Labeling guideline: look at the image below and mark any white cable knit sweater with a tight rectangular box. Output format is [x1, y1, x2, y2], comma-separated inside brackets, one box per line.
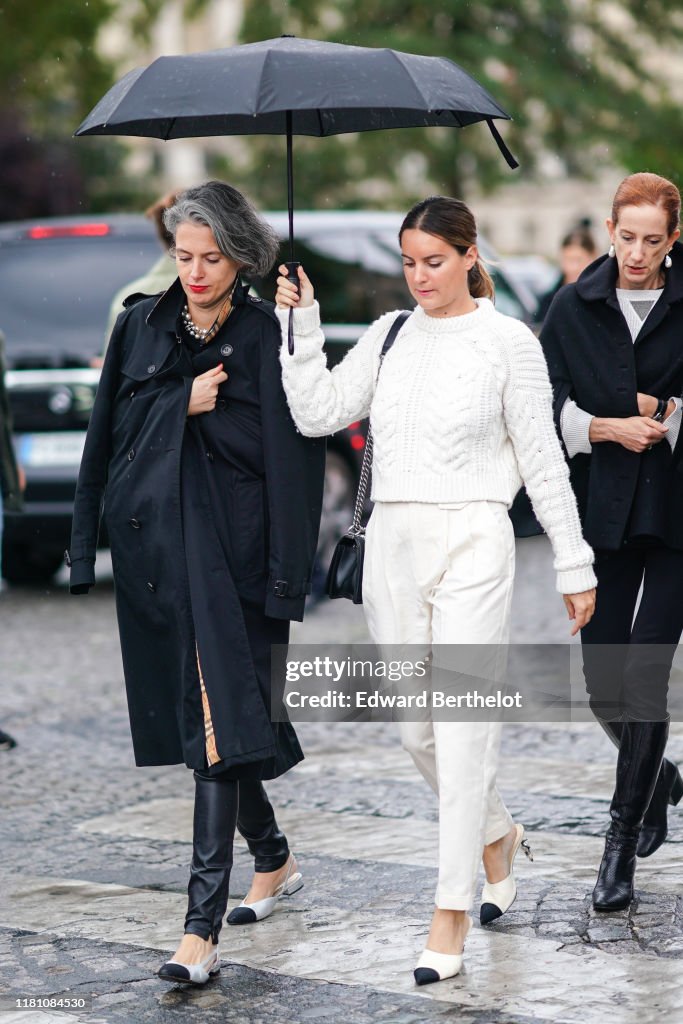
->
[278, 298, 596, 594]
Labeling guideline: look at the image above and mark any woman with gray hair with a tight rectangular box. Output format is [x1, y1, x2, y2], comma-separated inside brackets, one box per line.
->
[68, 181, 325, 984]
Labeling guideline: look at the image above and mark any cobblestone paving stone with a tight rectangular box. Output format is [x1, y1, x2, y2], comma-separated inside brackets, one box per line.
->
[2, 539, 683, 1022]
[0, 930, 561, 1024]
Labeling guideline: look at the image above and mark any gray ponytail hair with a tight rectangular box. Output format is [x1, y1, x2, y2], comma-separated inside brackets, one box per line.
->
[163, 180, 280, 277]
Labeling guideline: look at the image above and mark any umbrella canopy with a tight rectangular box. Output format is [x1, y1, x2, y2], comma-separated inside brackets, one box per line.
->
[76, 35, 517, 351]
[76, 35, 514, 146]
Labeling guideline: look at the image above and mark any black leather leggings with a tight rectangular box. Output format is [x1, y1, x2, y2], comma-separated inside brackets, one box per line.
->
[184, 771, 290, 943]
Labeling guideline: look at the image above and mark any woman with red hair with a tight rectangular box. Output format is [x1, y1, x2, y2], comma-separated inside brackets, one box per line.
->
[541, 172, 683, 911]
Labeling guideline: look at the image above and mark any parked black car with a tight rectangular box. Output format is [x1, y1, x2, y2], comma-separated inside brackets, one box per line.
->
[0, 212, 534, 584]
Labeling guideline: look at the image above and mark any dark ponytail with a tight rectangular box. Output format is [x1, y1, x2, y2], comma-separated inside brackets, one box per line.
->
[399, 196, 494, 301]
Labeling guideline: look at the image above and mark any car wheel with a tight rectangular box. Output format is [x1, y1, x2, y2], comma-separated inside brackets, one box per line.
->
[1, 544, 65, 584]
[311, 450, 357, 599]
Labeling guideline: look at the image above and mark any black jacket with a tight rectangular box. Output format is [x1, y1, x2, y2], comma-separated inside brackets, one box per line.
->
[68, 280, 325, 769]
[540, 242, 683, 550]
[69, 279, 324, 615]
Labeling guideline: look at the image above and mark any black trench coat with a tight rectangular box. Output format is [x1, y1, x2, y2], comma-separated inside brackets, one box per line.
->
[68, 279, 325, 772]
[540, 242, 683, 551]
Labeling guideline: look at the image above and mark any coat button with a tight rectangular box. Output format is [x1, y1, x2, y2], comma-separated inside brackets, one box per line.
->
[147, 364, 156, 374]
[206, 451, 214, 462]
[220, 344, 233, 357]
[129, 518, 141, 529]
[127, 449, 135, 461]
[217, 398, 227, 410]
[129, 390, 136, 400]
[147, 582, 156, 592]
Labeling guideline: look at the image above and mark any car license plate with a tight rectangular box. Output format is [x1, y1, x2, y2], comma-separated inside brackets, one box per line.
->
[17, 432, 87, 468]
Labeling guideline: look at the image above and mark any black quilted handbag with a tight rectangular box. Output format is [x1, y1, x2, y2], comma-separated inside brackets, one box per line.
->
[325, 529, 366, 603]
[325, 311, 410, 603]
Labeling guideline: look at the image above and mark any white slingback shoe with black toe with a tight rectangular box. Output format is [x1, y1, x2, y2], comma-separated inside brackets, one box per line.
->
[480, 823, 533, 926]
[158, 945, 221, 985]
[414, 915, 472, 986]
[227, 855, 303, 925]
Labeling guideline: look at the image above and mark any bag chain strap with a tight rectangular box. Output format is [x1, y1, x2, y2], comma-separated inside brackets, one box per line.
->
[346, 311, 410, 537]
[349, 428, 373, 535]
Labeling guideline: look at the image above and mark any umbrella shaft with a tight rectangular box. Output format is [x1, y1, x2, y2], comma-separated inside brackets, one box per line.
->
[286, 110, 295, 262]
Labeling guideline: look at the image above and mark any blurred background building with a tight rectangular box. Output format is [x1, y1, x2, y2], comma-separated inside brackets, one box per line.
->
[2, 0, 683, 259]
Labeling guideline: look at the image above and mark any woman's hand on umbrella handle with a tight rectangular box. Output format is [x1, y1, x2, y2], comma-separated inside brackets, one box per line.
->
[187, 364, 228, 416]
[563, 588, 596, 636]
[276, 264, 315, 309]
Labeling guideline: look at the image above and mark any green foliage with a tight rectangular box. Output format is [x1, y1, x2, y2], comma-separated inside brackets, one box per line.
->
[6, 0, 683, 216]
[0, 0, 116, 117]
[0, 0, 210, 216]
[237, 0, 683, 207]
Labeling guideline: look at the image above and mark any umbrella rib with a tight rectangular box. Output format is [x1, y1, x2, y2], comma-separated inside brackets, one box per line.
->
[256, 47, 277, 120]
[390, 49, 465, 126]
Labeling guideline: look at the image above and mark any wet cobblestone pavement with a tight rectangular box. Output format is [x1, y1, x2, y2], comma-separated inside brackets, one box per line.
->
[1, 539, 682, 1023]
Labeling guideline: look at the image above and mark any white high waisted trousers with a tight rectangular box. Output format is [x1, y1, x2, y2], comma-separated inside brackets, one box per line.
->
[363, 500, 516, 911]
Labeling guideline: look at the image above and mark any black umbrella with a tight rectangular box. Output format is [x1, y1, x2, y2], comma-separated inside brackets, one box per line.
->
[76, 35, 518, 349]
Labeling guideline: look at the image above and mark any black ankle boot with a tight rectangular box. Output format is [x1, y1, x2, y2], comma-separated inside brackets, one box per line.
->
[593, 823, 639, 911]
[592, 721, 668, 911]
[594, 716, 682, 858]
[637, 759, 683, 858]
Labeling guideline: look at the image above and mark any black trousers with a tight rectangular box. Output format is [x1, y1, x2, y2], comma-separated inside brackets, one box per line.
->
[581, 545, 683, 721]
[184, 772, 290, 944]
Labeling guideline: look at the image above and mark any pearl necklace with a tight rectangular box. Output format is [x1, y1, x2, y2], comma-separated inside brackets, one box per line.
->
[182, 298, 233, 343]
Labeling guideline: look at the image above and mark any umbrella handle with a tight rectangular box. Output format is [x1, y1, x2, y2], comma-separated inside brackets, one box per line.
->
[285, 261, 301, 355]
[285, 260, 301, 292]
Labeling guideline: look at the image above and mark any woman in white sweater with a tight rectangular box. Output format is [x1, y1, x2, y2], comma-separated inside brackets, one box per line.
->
[275, 196, 596, 985]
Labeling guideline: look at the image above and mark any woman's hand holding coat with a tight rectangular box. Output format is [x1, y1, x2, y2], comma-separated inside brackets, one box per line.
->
[188, 364, 228, 416]
[563, 589, 597, 636]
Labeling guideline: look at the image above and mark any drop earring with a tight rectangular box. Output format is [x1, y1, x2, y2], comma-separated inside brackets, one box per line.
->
[608, 244, 615, 258]
[665, 252, 672, 269]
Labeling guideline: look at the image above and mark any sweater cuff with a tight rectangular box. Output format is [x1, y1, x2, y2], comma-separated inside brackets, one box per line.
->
[276, 301, 321, 337]
[665, 398, 682, 451]
[277, 301, 326, 368]
[560, 399, 593, 458]
[556, 565, 597, 595]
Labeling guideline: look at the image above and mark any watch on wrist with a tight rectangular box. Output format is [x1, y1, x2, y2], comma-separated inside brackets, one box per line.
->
[652, 398, 668, 422]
